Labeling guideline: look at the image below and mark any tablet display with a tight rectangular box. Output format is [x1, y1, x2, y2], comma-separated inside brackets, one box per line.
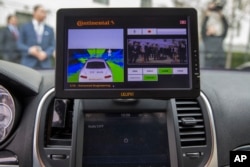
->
[56, 8, 200, 99]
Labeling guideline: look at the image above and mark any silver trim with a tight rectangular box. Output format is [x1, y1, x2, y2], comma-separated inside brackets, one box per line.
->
[33, 90, 218, 167]
[201, 92, 218, 167]
[0, 103, 14, 129]
[233, 145, 250, 151]
[0, 165, 19, 167]
[33, 88, 55, 167]
[0, 85, 15, 143]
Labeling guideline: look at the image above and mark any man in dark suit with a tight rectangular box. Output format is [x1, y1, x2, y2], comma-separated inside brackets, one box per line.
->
[0, 15, 20, 63]
[17, 5, 55, 69]
[178, 41, 187, 64]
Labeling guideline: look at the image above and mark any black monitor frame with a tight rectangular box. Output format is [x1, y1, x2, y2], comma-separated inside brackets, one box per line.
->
[56, 8, 200, 99]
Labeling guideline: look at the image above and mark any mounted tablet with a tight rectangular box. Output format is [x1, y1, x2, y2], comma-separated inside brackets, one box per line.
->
[56, 8, 200, 99]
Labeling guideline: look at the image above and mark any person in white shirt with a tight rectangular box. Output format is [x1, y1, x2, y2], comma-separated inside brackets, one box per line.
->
[201, 1, 228, 69]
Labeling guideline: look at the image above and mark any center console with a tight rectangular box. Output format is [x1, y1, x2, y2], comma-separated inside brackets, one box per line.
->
[73, 99, 172, 167]
[35, 91, 215, 167]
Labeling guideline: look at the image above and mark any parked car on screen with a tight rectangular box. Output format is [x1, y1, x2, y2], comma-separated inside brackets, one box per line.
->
[79, 58, 113, 82]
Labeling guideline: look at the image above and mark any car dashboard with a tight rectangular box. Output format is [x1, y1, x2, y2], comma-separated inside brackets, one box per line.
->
[0, 60, 250, 167]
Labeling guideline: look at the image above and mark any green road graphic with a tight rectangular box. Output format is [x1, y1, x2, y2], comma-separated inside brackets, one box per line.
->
[67, 61, 124, 82]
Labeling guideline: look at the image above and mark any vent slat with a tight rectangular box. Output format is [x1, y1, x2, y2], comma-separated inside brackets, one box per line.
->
[177, 113, 202, 117]
[180, 138, 206, 142]
[175, 101, 198, 105]
[179, 125, 204, 129]
[178, 119, 204, 123]
[176, 107, 200, 111]
[176, 99, 206, 147]
[180, 131, 205, 136]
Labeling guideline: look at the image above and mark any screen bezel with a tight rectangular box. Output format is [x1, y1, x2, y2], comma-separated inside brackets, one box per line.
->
[56, 8, 200, 99]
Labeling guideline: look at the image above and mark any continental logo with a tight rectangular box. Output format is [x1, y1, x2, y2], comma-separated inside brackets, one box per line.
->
[120, 92, 135, 97]
[77, 20, 115, 26]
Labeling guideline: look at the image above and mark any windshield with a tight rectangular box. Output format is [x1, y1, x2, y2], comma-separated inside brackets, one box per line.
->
[0, 0, 249, 70]
[86, 62, 106, 69]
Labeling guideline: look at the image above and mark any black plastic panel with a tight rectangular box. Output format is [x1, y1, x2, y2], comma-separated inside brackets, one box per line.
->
[83, 112, 170, 167]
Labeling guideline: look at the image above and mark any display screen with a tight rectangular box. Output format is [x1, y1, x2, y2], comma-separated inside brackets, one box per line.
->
[56, 8, 200, 98]
[83, 112, 170, 167]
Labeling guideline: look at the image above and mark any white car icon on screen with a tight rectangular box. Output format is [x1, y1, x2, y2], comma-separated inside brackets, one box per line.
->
[79, 59, 113, 82]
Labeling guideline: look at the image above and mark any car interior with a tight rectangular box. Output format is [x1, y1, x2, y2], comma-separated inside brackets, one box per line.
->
[0, 7, 250, 167]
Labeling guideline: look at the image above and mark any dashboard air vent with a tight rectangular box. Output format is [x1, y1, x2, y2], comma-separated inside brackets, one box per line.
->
[175, 99, 206, 147]
[45, 99, 73, 147]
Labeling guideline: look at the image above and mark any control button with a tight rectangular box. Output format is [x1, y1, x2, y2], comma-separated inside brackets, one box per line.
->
[123, 138, 129, 144]
[128, 68, 143, 75]
[143, 68, 158, 74]
[128, 28, 142, 35]
[181, 117, 197, 126]
[128, 75, 143, 81]
[143, 75, 158, 81]
[50, 154, 67, 160]
[173, 68, 188, 74]
[185, 152, 201, 159]
[142, 28, 157, 35]
[158, 68, 173, 75]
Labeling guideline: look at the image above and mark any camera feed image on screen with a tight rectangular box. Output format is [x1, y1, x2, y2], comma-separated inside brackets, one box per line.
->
[67, 29, 124, 83]
[128, 39, 187, 65]
[65, 16, 192, 90]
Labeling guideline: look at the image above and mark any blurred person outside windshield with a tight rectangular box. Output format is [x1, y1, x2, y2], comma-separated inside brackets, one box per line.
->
[17, 5, 55, 69]
[201, 1, 228, 69]
[0, 15, 20, 63]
